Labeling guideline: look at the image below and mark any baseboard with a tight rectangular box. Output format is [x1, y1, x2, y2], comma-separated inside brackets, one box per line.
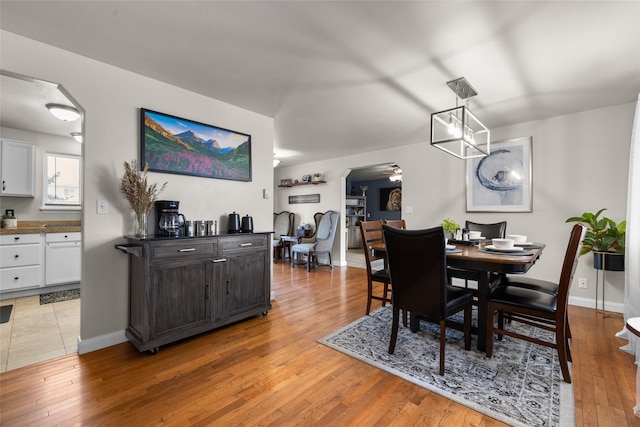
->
[77, 330, 128, 355]
[569, 296, 624, 313]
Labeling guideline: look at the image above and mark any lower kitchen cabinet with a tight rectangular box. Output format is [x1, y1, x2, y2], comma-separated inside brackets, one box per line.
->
[119, 233, 271, 353]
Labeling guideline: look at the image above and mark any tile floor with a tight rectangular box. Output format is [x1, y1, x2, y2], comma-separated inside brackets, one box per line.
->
[0, 295, 80, 373]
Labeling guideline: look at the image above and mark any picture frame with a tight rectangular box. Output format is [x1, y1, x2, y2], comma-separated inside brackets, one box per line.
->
[380, 187, 402, 211]
[289, 194, 320, 204]
[140, 108, 251, 181]
[302, 174, 311, 183]
[466, 136, 532, 212]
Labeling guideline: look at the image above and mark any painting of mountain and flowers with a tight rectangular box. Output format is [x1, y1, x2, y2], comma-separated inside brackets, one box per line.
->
[141, 108, 251, 181]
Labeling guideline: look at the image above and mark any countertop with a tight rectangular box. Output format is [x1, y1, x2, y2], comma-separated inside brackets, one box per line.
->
[0, 220, 81, 235]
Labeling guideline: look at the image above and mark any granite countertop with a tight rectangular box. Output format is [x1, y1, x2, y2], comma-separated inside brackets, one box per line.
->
[0, 220, 81, 235]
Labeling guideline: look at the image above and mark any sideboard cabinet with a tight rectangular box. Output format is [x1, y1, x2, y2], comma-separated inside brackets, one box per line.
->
[118, 233, 271, 353]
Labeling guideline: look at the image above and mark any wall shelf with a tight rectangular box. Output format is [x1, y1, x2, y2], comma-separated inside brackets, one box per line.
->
[278, 180, 326, 188]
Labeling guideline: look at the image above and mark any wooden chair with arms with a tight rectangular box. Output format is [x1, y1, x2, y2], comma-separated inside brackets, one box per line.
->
[485, 223, 587, 383]
[383, 225, 474, 376]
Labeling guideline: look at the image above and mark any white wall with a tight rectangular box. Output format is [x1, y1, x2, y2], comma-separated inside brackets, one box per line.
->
[2, 31, 275, 351]
[0, 127, 82, 221]
[275, 103, 634, 311]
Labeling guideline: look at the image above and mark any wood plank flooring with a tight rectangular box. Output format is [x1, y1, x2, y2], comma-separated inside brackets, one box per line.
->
[0, 263, 637, 426]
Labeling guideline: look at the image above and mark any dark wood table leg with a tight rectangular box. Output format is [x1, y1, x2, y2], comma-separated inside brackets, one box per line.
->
[476, 271, 490, 352]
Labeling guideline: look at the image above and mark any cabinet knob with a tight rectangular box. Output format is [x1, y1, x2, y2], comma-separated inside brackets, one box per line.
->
[14, 236, 20, 241]
[14, 277, 19, 281]
[14, 254, 19, 259]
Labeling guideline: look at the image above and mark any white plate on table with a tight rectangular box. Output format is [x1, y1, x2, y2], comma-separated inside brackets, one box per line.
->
[485, 245, 525, 252]
[446, 244, 456, 250]
[516, 242, 536, 246]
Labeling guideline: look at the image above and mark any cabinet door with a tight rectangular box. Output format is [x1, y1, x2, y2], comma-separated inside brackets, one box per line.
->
[225, 251, 268, 317]
[150, 259, 210, 340]
[1, 139, 35, 197]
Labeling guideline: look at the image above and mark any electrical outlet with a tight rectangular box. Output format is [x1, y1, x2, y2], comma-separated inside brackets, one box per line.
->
[578, 278, 587, 289]
[97, 200, 109, 214]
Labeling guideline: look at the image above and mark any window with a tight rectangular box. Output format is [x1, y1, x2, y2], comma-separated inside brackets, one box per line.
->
[44, 153, 81, 208]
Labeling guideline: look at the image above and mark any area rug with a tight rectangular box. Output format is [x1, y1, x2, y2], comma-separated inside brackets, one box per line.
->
[40, 289, 80, 305]
[318, 306, 574, 427]
[0, 304, 12, 323]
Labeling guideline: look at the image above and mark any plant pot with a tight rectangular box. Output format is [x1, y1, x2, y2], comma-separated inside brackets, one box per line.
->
[593, 251, 624, 271]
[2, 218, 17, 228]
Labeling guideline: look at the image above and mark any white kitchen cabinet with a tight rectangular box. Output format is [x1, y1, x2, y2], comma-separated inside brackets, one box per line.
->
[0, 139, 36, 197]
[0, 233, 43, 292]
[45, 232, 81, 285]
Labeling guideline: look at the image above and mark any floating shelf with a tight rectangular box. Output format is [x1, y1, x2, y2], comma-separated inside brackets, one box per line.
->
[278, 180, 326, 188]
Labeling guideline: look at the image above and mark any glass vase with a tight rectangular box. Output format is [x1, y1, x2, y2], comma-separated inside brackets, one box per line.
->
[135, 211, 148, 237]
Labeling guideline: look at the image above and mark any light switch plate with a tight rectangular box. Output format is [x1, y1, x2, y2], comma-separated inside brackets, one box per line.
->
[263, 189, 270, 199]
[97, 200, 109, 214]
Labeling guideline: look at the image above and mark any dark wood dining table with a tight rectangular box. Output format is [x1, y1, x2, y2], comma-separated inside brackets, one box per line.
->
[370, 241, 545, 351]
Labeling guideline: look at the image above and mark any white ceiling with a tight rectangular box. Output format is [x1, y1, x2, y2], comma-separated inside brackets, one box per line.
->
[0, 71, 82, 139]
[1, 1, 639, 168]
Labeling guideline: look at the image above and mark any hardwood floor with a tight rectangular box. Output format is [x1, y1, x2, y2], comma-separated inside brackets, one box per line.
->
[0, 263, 637, 426]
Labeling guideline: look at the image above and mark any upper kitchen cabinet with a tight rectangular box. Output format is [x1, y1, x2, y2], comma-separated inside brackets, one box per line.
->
[1, 139, 36, 197]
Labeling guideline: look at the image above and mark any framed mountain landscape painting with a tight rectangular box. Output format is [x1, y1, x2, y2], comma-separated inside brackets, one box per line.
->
[140, 108, 251, 181]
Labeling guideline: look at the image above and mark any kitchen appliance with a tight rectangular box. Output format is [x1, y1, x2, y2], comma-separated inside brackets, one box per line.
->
[241, 215, 254, 233]
[227, 212, 240, 233]
[155, 200, 186, 237]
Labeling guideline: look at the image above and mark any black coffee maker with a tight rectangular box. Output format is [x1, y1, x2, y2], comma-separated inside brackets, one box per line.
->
[155, 200, 186, 237]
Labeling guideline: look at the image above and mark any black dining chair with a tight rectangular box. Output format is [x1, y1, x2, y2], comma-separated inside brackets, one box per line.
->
[382, 225, 474, 376]
[465, 221, 507, 240]
[449, 220, 508, 292]
[485, 223, 587, 383]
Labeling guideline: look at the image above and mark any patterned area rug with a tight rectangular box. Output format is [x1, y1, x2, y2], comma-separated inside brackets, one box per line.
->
[40, 289, 80, 305]
[319, 306, 574, 427]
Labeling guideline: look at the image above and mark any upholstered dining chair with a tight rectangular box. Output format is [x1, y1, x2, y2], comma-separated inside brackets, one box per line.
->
[273, 211, 295, 262]
[449, 220, 508, 291]
[382, 225, 474, 376]
[465, 220, 507, 240]
[291, 210, 339, 271]
[383, 219, 406, 229]
[485, 223, 587, 383]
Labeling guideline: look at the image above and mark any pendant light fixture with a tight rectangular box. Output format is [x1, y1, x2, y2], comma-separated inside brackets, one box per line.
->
[46, 103, 81, 121]
[430, 77, 490, 159]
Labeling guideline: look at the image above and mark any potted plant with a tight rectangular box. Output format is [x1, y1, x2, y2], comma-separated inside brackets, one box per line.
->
[2, 212, 17, 229]
[441, 218, 460, 239]
[566, 208, 625, 271]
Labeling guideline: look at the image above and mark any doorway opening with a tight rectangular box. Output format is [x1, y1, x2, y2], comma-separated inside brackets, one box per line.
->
[0, 70, 84, 372]
[343, 163, 402, 268]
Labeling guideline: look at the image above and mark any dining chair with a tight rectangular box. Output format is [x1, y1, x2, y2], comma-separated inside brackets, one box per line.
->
[273, 211, 295, 262]
[485, 223, 587, 383]
[465, 220, 507, 240]
[291, 210, 339, 271]
[449, 220, 508, 291]
[383, 219, 406, 229]
[359, 220, 392, 313]
[382, 225, 474, 376]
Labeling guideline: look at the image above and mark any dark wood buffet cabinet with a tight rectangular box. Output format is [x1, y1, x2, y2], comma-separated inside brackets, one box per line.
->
[117, 232, 271, 353]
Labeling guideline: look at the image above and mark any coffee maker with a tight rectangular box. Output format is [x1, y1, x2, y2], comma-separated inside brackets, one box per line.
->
[155, 200, 186, 237]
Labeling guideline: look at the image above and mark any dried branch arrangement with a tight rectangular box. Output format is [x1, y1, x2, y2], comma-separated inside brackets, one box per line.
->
[120, 160, 167, 214]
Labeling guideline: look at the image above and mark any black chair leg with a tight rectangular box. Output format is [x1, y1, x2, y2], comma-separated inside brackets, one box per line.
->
[388, 308, 400, 354]
[439, 320, 446, 375]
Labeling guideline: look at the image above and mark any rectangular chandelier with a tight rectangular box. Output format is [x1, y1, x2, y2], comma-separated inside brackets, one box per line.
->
[430, 77, 490, 159]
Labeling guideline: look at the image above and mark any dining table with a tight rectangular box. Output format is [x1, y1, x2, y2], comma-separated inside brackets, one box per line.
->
[370, 240, 545, 351]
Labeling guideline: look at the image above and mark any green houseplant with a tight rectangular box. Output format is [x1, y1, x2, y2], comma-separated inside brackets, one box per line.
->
[566, 208, 625, 271]
[2, 212, 17, 229]
[441, 218, 460, 237]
